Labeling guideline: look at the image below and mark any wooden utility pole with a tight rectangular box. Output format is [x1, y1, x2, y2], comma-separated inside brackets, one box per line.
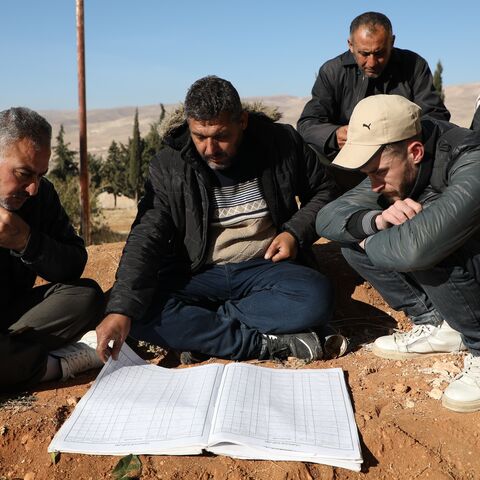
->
[76, 0, 90, 244]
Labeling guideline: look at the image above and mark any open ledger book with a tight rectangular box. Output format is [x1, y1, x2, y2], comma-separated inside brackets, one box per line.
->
[49, 344, 362, 471]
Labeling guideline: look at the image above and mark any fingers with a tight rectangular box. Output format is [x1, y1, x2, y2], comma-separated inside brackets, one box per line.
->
[403, 198, 423, 214]
[95, 329, 113, 363]
[382, 199, 422, 226]
[264, 241, 277, 260]
[95, 314, 131, 362]
[0, 208, 31, 251]
[336, 126, 348, 148]
[265, 232, 297, 262]
[270, 249, 288, 263]
[110, 339, 124, 361]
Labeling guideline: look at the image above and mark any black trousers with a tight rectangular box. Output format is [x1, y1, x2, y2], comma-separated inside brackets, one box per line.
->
[0, 279, 104, 393]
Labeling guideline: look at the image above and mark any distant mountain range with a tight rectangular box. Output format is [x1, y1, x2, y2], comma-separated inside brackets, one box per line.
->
[39, 82, 480, 157]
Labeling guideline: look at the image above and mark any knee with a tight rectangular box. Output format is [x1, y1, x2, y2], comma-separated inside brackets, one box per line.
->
[341, 244, 367, 268]
[61, 279, 105, 326]
[292, 271, 334, 329]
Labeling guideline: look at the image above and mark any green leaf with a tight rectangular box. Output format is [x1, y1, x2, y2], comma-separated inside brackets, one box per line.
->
[111, 454, 142, 479]
[50, 450, 60, 465]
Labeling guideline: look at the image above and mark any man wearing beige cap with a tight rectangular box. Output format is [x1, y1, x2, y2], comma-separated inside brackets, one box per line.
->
[316, 94, 480, 413]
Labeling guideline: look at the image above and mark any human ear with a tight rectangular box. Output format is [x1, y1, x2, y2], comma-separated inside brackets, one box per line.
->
[240, 111, 248, 130]
[408, 141, 424, 165]
[348, 37, 354, 53]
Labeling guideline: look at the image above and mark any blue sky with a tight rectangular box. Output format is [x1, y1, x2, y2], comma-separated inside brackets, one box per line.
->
[1, 0, 479, 110]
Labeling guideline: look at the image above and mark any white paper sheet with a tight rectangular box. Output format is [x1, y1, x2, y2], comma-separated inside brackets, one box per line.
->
[208, 363, 362, 468]
[49, 344, 224, 455]
[49, 345, 362, 471]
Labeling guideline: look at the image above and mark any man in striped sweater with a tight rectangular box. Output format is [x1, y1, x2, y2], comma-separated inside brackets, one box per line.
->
[97, 76, 344, 364]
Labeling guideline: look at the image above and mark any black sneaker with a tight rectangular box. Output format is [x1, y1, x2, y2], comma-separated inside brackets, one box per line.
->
[179, 351, 210, 365]
[263, 332, 323, 362]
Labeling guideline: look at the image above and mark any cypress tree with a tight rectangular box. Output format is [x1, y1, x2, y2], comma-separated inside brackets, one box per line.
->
[129, 109, 143, 201]
[102, 140, 130, 207]
[433, 60, 445, 102]
[49, 125, 78, 180]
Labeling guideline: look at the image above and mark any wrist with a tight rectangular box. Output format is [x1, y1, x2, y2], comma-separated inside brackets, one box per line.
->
[11, 231, 31, 257]
[375, 214, 390, 231]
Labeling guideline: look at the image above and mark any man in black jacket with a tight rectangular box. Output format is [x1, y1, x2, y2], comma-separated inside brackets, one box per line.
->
[297, 11, 450, 191]
[0, 107, 104, 393]
[96, 76, 343, 365]
[316, 94, 480, 413]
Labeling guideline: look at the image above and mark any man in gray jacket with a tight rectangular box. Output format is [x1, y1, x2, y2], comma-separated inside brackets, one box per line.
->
[316, 95, 480, 413]
[298, 11, 450, 191]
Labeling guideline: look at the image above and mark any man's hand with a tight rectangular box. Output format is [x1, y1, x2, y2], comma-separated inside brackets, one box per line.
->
[375, 198, 423, 231]
[264, 232, 298, 262]
[96, 313, 132, 362]
[0, 206, 31, 251]
[336, 125, 349, 149]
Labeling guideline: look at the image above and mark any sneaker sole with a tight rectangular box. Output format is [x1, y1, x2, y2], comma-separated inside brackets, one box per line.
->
[371, 344, 461, 361]
[441, 395, 480, 413]
[324, 334, 348, 359]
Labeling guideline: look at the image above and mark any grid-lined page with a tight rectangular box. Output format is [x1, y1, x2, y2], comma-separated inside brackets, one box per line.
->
[49, 344, 224, 455]
[209, 363, 361, 461]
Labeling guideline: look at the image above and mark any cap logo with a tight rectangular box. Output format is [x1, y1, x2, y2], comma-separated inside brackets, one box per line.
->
[362, 123, 372, 130]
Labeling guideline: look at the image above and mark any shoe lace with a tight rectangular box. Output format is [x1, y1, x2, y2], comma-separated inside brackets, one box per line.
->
[61, 347, 100, 379]
[449, 354, 480, 382]
[463, 354, 480, 374]
[392, 324, 434, 341]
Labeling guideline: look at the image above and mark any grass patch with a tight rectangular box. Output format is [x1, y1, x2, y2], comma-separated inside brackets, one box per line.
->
[91, 225, 128, 244]
[0, 393, 37, 411]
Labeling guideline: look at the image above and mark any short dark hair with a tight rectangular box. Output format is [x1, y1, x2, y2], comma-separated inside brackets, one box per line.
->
[184, 76, 243, 122]
[349, 12, 393, 37]
[0, 107, 52, 154]
[384, 134, 422, 155]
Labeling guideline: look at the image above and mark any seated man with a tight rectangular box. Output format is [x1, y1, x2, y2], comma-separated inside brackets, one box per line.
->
[0, 107, 104, 394]
[316, 94, 480, 413]
[297, 11, 450, 192]
[96, 76, 342, 365]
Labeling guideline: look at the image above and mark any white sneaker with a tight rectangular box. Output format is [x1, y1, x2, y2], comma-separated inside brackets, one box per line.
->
[442, 354, 480, 413]
[372, 321, 466, 360]
[50, 331, 103, 380]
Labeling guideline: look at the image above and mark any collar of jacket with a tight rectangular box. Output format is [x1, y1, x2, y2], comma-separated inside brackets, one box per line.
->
[406, 119, 451, 200]
[164, 112, 276, 170]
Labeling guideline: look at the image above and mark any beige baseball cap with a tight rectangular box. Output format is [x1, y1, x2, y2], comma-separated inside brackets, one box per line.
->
[332, 94, 422, 170]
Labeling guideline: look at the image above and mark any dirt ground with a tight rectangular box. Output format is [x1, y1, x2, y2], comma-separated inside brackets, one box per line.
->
[1, 234, 479, 479]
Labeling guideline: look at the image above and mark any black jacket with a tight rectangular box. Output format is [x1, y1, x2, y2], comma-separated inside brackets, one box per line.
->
[471, 105, 480, 131]
[1, 178, 87, 306]
[106, 113, 337, 321]
[316, 120, 480, 272]
[298, 48, 451, 160]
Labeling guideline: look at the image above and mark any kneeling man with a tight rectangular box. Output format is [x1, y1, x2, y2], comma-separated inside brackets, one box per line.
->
[316, 94, 480, 412]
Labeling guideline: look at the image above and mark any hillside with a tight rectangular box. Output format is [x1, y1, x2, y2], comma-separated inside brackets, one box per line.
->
[1, 240, 479, 479]
[39, 82, 480, 157]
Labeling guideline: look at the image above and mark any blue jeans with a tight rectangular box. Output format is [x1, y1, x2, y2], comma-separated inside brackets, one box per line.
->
[342, 243, 480, 355]
[130, 258, 334, 360]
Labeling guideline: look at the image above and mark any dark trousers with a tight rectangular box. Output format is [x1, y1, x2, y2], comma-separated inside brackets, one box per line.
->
[342, 243, 480, 355]
[0, 279, 104, 393]
[130, 258, 334, 360]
